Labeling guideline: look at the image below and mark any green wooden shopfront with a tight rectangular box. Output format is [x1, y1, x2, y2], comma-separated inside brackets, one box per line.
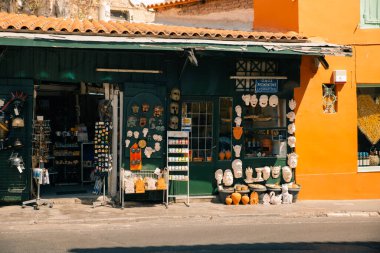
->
[0, 43, 305, 202]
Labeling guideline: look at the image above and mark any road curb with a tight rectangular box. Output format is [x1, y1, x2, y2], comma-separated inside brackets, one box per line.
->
[1, 210, 379, 226]
[326, 211, 380, 217]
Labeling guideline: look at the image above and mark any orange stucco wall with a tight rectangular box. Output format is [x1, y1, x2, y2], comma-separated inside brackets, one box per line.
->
[255, 0, 380, 199]
[253, 0, 299, 32]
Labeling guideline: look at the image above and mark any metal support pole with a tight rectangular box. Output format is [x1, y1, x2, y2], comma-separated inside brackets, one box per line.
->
[110, 91, 118, 197]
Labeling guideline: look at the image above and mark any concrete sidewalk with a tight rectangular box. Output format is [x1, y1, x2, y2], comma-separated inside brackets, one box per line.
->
[1, 198, 379, 226]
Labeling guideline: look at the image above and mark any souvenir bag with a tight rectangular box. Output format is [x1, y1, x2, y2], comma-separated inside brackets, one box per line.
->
[130, 143, 142, 171]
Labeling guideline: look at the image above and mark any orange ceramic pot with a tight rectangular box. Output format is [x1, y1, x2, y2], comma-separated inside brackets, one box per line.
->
[233, 127, 243, 140]
[218, 151, 225, 160]
[225, 150, 232, 160]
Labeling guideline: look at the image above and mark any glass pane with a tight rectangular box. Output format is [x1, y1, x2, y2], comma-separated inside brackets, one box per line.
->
[200, 102, 206, 113]
[183, 100, 213, 162]
[200, 114, 206, 125]
[192, 103, 200, 113]
[206, 126, 212, 137]
[207, 114, 212, 125]
[207, 102, 213, 112]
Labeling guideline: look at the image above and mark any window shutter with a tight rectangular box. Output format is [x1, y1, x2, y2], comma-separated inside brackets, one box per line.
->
[363, 0, 380, 25]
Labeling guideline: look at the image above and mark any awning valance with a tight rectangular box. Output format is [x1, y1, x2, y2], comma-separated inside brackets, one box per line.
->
[0, 32, 352, 57]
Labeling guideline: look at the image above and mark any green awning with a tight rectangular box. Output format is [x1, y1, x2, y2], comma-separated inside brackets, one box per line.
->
[0, 32, 352, 57]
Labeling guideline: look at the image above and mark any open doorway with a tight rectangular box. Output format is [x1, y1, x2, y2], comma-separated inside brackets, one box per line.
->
[34, 82, 106, 196]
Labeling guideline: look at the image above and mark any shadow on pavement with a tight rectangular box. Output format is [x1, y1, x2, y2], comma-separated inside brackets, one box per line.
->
[69, 242, 380, 253]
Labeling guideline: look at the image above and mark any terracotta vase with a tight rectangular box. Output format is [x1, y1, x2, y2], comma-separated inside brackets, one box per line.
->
[225, 150, 232, 160]
[219, 151, 225, 160]
[233, 127, 243, 140]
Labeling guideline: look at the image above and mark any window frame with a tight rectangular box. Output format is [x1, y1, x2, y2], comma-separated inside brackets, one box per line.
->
[360, 0, 380, 29]
[182, 100, 214, 162]
[356, 84, 380, 172]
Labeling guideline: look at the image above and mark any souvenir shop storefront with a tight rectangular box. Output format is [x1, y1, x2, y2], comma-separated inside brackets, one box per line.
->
[0, 14, 351, 204]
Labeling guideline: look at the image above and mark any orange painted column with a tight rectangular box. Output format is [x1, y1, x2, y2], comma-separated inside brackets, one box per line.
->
[295, 54, 380, 199]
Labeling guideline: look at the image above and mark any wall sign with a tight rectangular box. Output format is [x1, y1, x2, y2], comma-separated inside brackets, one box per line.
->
[255, 79, 278, 93]
[181, 117, 192, 132]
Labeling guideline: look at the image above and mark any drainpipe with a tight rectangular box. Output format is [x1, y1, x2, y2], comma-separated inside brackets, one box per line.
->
[99, 0, 111, 21]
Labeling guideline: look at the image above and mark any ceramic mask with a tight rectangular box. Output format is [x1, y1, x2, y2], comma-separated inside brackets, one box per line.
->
[282, 166, 292, 183]
[170, 88, 181, 101]
[255, 167, 263, 181]
[140, 117, 147, 127]
[142, 128, 148, 137]
[289, 99, 297, 110]
[149, 118, 156, 129]
[233, 145, 241, 158]
[250, 94, 258, 107]
[245, 167, 253, 182]
[144, 147, 154, 158]
[125, 139, 130, 148]
[153, 105, 164, 117]
[154, 142, 161, 152]
[234, 117, 242, 127]
[271, 166, 281, 179]
[232, 159, 243, 178]
[132, 104, 139, 114]
[235, 105, 242, 117]
[215, 169, 223, 185]
[133, 131, 139, 139]
[287, 152, 298, 168]
[287, 111, 296, 122]
[170, 102, 179, 115]
[127, 116, 137, 127]
[288, 123, 296, 135]
[269, 95, 279, 107]
[127, 130, 133, 137]
[222, 169, 234, 186]
[288, 136, 296, 148]
[259, 95, 269, 107]
[169, 116, 179, 130]
[142, 103, 150, 113]
[262, 166, 271, 180]
[242, 94, 251, 106]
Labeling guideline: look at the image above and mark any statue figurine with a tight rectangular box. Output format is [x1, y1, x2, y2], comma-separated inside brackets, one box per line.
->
[269, 191, 282, 205]
[262, 193, 270, 205]
[245, 167, 254, 183]
[215, 169, 224, 191]
[254, 167, 264, 182]
[281, 185, 293, 204]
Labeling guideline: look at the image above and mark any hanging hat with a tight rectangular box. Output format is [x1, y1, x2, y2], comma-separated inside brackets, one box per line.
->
[12, 117, 24, 128]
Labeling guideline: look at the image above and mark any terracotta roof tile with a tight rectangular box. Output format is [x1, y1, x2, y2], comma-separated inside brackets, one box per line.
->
[0, 12, 308, 42]
[147, 0, 201, 10]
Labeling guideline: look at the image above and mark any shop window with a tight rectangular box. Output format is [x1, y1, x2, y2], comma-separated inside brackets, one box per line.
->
[182, 101, 213, 162]
[218, 97, 232, 160]
[235, 59, 278, 91]
[360, 0, 380, 28]
[243, 97, 287, 158]
[322, 84, 337, 113]
[357, 86, 380, 172]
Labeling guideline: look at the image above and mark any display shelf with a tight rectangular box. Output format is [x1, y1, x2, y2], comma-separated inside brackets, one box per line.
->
[166, 131, 190, 207]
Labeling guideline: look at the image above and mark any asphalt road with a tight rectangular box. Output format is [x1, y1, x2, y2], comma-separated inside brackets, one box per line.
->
[1, 216, 380, 253]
